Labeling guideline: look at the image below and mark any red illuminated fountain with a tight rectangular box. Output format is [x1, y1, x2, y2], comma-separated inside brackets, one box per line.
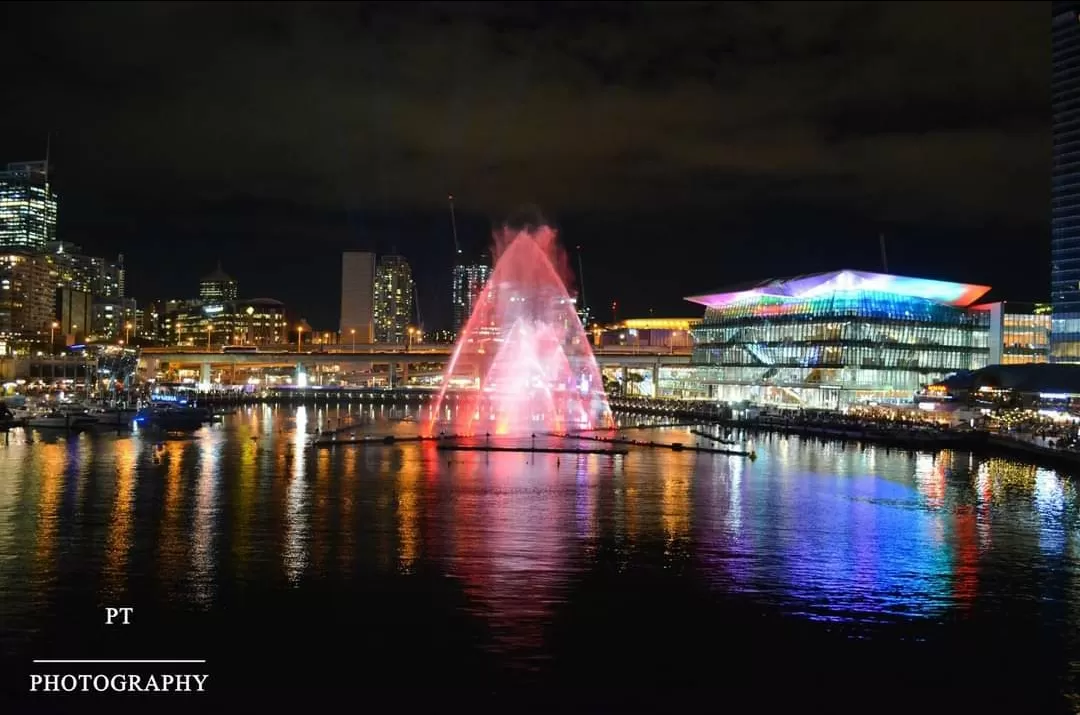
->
[429, 225, 613, 436]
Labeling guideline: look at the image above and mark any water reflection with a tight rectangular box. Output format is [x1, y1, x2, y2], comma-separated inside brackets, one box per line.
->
[158, 440, 187, 591]
[1, 412, 1080, 687]
[102, 438, 137, 600]
[397, 455, 420, 574]
[33, 442, 67, 592]
[448, 451, 575, 666]
[283, 406, 309, 584]
[192, 430, 221, 607]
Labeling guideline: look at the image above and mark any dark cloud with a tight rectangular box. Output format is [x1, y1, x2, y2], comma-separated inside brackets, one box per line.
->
[0, 1, 1048, 325]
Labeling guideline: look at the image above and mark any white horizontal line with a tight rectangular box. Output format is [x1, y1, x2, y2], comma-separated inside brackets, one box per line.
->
[33, 659, 206, 664]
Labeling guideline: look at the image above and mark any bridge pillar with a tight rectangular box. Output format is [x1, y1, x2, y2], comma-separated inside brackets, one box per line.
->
[401, 361, 408, 385]
[652, 360, 660, 398]
[387, 361, 395, 389]
[200, 362, 211, 387]
[621, 366, 629, 397]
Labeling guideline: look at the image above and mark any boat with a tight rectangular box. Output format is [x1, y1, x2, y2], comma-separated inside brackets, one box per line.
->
[26, 411, 99, 430]
[87, 407, 137, 430]
[134, 403, 207, 431]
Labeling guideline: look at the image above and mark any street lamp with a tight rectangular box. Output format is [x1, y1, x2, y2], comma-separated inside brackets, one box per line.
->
[246, 305, 255, 345]
[350, 328, 356, 352]
[125, 321, 133, 345]
[50, 321, 58, 351]
[207, 324, 213, 351]
[297, 325, 303, 352]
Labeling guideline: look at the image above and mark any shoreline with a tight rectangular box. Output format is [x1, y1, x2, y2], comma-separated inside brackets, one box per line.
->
[609, 399, 1080, 474]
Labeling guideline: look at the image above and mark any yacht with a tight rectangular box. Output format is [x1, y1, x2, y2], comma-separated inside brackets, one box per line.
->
[134, 403, 207, 431]
[26, 411, 98, 430]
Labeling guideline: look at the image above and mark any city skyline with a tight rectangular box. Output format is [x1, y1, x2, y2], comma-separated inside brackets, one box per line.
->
[0, 2, 1048, 330]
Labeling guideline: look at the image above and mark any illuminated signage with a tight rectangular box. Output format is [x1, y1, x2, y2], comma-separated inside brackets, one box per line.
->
[204, 305, 224, 314]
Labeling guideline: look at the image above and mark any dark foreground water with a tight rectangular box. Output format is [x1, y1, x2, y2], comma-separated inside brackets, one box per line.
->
[2, 404, 1080, 713]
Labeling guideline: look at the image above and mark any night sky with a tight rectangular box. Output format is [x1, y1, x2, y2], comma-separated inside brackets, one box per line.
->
[0, 1, 1048, 330]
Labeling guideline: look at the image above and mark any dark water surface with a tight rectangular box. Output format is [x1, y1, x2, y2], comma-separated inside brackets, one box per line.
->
[2, 405, 1080, 712]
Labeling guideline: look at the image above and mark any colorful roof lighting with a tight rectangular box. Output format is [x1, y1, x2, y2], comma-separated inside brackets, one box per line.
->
[685, 270, 991, 309]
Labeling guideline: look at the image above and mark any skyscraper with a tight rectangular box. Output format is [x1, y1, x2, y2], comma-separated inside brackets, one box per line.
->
[199, 262, 238, 303]
[1051, 1, 1080, 361]
[0, 161, 57, 251]
[340, 251, 376, 344]
[452, 261, 492, 334]
[373, 254, 414, 343]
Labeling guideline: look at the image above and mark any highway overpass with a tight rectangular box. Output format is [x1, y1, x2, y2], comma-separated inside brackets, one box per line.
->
[139, 345, 692, 385]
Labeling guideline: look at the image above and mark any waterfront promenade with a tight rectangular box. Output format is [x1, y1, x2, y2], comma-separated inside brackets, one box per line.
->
[605, 397, 1080, 473]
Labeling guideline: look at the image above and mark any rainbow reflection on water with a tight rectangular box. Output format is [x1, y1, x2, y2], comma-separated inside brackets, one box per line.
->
[429, 225, 613, 436]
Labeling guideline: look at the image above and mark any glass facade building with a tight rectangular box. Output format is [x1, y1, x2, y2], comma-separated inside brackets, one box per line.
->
[686, 270, 992, 409]
[0, 161, 57, 251]
[373, 255, 414, 343]
[1052, 1, 1080, 360]
[981, 301, 1051, 365]
[452, 261, 492, 335]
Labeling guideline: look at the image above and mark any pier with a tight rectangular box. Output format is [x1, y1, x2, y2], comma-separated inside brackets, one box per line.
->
[435, 443, 627, 455]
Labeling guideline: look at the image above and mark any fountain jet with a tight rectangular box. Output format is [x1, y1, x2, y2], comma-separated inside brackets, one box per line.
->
[429, 225, 613, 436]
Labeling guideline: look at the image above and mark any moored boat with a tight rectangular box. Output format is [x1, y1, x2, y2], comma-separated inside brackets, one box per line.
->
[134, 403, 207, 431]
[26, 411, 98, 430]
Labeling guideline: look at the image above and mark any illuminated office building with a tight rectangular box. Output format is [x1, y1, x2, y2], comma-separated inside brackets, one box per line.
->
[373, 254, 414, 343]
[44, 241, 124, 298]
[0, 252, 53, 341]
[686, 270, 992, 409]
[199, 262, 238, 302]
[596, 317, 700, 348]
[170, 298, 286, 347]
[91, 297, 138, 341]
[978, 301, 1052, 365]
[0, 161, 56, 251]
[1052, 1, 1080, 360]
[452, 261, 492, 333]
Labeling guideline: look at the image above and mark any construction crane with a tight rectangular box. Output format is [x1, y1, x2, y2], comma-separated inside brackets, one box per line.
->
[449, 194, 461, 257]
[576, 244, 589, 322]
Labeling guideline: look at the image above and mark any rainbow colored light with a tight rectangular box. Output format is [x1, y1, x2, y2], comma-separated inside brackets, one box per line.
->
[685, 270, 991, 310]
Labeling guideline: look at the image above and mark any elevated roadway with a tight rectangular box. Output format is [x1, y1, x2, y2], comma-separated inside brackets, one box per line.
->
[139, 344, 692, 385]
[140, 344, 691, 368]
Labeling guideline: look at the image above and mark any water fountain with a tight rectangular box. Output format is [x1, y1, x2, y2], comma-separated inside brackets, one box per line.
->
[429, 224, 613, 436]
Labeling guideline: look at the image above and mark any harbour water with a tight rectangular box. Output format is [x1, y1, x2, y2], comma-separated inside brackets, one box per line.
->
[1, 404, 1079, 711]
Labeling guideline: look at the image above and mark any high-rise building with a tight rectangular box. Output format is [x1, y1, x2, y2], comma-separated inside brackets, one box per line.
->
[452, 261, 492, 334]
[373, 254, 414, 343]
[0, 161, 57, 251]
[199, 262, 238, 303]
[91, 297, 138, 341]
[1052, 1, 1080, 360]
[56, 287, 92, 342]
[340, 251, 376, 344]
[43, 241, 124, 298]
[0, 252, 53, 340]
